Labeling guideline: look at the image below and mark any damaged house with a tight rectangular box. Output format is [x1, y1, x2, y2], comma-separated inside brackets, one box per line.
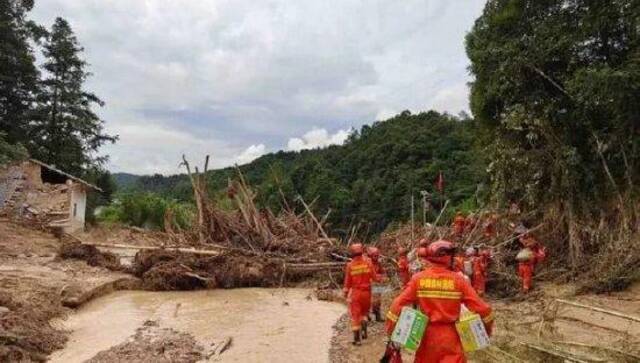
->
[0, 159, 102, 233]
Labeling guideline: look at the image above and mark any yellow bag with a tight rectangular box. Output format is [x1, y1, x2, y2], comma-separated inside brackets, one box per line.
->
[455, 311, 490, 352]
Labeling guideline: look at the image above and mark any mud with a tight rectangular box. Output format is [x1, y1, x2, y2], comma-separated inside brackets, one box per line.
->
[85, 320, 204, 363]
[132, 249, 309, 290]
[50, 288, 343, 363]
[0, 221, 134, 362]
[330, 282, 640, 363]
[58, 239, 122, 271]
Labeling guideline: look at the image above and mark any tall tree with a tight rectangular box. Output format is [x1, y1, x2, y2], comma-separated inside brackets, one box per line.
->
[31, 17, 116, 175]
[466, 0, 640, 211]
[0, 0, 40, 145]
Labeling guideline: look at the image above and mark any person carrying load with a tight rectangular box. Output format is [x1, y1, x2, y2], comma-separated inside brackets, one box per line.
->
[396, 246, 411, 287]
[384, 240, 494, 362]
[516, 229, 547, 293]
[343, 243, 377, 345]
[367, 246, 387, 322]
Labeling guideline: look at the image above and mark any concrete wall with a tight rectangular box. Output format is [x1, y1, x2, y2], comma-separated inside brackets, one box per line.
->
[67, 183, 87, 233]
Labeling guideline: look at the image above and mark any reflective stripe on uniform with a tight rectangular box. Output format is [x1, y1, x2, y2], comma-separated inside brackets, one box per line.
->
[417, 290, 462, 299]
[386, 311, 399, 322]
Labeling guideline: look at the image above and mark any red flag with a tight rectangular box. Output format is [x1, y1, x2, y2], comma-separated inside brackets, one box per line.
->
[434, 171, 445, 193]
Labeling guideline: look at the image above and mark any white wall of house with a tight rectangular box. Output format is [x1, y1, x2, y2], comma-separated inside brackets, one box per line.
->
[68, 183, 87, 233]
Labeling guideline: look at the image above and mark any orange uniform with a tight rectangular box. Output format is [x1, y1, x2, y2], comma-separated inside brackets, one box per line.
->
[386, 266, 494, 363]
[471, 256, 487, 296]
[343, 255, 376, 331]
[370, 258, 386, 317]
[452, 215, 466, 237]
[483, 217, 497, 239]
[453, 256, 465, 273]
[517, 236, 546, 293]
[397, 255, 411, 287]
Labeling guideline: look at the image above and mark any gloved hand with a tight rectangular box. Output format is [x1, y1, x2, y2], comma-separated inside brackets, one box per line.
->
[484, 321, 494, 337]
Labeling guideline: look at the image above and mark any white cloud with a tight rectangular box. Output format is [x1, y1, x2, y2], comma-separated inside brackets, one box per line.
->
[29, 0, 487, 174]
[237, 144, 267, 164]
[428, 83, 470, 115]
[287, 128, 350, 151]
[102, 119, 239, 175]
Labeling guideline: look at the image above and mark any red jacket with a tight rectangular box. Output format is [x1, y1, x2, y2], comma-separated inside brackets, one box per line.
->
[386, 265, 494, 329]
[397, 256, 410, 286]
[452, 216, 466, 236]
[343, 256, 376, 291]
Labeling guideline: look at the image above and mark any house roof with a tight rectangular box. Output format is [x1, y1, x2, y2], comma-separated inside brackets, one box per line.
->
[29, 159, 103, 192]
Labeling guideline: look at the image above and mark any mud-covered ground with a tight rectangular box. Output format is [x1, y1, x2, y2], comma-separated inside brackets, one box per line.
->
[0, 221, 134, 362]
[329, 283, 640, 363]
[85, 320, 204, 363]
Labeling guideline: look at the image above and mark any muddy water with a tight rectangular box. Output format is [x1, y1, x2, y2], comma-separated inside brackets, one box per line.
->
[49, 288, 343, 363]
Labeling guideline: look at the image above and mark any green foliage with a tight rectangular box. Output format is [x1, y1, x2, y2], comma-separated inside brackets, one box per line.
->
[466, 0, 640, 212]
[0, 0, 40, 145]
[98, 192, 193, 230]
[115, 111, 485, 235]
[0, 131, 27, 166]
[29, 18, 116, 174]
[84, 168, 117, 224]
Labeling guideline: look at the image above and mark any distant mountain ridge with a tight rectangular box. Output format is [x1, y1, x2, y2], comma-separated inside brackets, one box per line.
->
[110, 110, 484, 233]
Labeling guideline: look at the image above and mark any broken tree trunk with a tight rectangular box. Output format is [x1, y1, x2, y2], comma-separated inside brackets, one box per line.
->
[297, 195, 332, 245]
[556, 299, 640, 323]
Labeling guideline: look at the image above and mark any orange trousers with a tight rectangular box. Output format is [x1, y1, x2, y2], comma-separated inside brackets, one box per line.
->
[472, 272, 486, 296]
[518, 262, 533, 292]
[415, 323, 466, 363]
[349, 288, 371, 330]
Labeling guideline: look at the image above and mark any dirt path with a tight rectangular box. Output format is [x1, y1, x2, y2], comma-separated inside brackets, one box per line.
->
[329, 283, 640, 363]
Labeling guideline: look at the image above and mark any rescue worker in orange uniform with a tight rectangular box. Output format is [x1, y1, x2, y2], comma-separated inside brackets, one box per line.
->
[469, 247, 488, 296]
[473, 249, 492, 296]
[397, 247, 411, 287]
[516, 232, 547, 293]
[385, 241, 494, 363]
[483, 213, 498, 240]
[368, 246, 386, 322]
[343, 243, 376, 345]
[452, 212, 466, 239]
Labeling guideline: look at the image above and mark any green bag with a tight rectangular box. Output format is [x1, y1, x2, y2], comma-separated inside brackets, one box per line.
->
[390, 307, 429, 352]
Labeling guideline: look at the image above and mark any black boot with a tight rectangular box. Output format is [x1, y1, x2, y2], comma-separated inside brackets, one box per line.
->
[352, 330, 361, 345]
[362, 321, 368, 340]
[374, 307, 383, 322]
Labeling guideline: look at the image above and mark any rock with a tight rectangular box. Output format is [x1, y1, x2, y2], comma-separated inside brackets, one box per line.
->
[0, 306, 10, 314]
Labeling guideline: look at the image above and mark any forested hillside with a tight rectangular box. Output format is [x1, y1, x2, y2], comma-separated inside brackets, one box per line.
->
[115, 110, 485, 235]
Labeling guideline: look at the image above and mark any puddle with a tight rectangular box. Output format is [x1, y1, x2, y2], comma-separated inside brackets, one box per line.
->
[49, 288, 344, 362]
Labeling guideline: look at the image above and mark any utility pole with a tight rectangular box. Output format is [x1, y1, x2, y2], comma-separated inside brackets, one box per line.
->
[410, 193, 415, 241]
[420, 190, 429, 227]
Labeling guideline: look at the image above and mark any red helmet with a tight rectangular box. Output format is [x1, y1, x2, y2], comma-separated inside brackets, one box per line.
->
[367, 247, 380, 259]
[349, 243, 364, 256]
[397, 247, 408, 256]
[425, 240, 457, 267]
[417, 247, 429, 258]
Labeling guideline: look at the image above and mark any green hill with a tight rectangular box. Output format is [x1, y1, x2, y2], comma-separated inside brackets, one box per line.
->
[115, 110, 485, 235]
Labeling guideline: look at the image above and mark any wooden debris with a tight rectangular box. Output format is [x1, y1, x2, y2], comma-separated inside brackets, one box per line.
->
[556, 299, 640, 323]
[521, 342, 602, 363]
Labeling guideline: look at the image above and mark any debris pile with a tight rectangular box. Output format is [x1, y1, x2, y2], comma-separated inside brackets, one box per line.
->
[131, 248, 338, 291]
[58, 239, 122, 271]
[0, 291, 67, 362]
[178, 156, 337, 258]
[86, 320, 204, 363]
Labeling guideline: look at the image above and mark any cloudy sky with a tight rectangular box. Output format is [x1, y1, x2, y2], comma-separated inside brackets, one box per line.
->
[31, 1, 486, 175]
